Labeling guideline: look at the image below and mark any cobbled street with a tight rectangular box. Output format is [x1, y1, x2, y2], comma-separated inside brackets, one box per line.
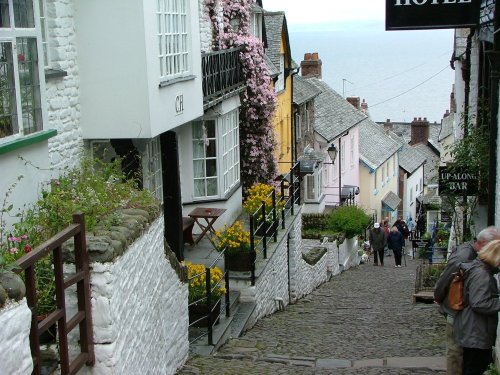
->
[178, 253, 447, 374]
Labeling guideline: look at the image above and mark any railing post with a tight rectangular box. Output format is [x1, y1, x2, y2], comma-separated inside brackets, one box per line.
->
[272, 190, 277, 242]
[262, 202, 267, 259]
[280, 179, 286, 229]
[249, 215, 256, 286]
[206, 267, 213, 345]
[224, 252, 230, 317]
[290, 166, 295, 216]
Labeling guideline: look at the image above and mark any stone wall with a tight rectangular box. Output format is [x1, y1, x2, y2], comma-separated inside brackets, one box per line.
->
[45, 0, 84, 169]
[0, 300, 33, 374]
[72, 215, 189, 375]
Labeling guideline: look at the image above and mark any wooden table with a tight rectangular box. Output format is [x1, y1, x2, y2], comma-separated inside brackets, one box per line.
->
[188, 207, 227, 246]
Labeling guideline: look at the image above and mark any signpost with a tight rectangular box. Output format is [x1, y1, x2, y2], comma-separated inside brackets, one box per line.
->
[386, 0, 480, 30]
[438, 166, 479, 196]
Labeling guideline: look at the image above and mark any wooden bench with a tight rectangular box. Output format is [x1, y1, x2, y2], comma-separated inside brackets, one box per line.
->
[182, 217, 195, 245]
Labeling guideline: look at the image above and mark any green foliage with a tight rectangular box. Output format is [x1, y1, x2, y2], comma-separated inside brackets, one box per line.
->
[302, 213, 329, 231]
[486, 363, 499, 375]
[1, 156, 159, 314]
[421, 264, 446, 288]
[326, 205, 370, 239]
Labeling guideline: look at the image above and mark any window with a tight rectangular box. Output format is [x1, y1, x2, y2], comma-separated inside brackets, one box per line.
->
[295, 111, 301, 140]
[382, 166, 385, 182]
[410, 187, 413, 201]
[392, 155, 396, 175]
[304, 165, 323, 202]
[38, 0, 49, 67]
[142, 137, 163, 203]
[350, 134, 354, 167]
[415, 183, 419, 192]
[157, 0, 189, 80]
[340, 141, 345, 173]
[303, 104, 310, 133]
[0, 0, 43, 140]
[192, 110, 240, 199]
[374, 170, 377, 190]
[275, 54, 284, 92]
[251, 8, 262, 41]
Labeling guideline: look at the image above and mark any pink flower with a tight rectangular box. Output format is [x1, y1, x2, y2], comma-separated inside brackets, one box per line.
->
[8, 236, 21, 243]
[9, 248, 18, 254]
[21, 234, 28, 240]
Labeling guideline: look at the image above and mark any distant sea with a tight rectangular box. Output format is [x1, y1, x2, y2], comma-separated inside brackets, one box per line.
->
[288, 21, 455, 124]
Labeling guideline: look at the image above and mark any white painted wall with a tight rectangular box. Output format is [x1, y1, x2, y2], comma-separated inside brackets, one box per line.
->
[72, 217, 189, 375]
[0, 300, 33, 375]
[74, 0, 203, 139]
[404, 165, 424, 222]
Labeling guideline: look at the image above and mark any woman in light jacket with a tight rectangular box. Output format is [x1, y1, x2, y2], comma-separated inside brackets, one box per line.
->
[453, 239, 500, 375]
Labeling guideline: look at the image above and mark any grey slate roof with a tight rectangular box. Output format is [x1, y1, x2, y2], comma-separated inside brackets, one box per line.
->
[307, 78, 368, 142]
[382, 191, 402, 211]
[398, 143, 427, 174]
[264, 54, 279, 78]
[378, 121, 442, 144]
[293, 75, 321, 105]
[412, 143, 440, 185]
[263, 12, 284, 70]
[359, 119, 402, 171]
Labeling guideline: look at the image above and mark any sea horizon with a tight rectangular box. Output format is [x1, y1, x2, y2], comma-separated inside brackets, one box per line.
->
[288, 21, 455, 124]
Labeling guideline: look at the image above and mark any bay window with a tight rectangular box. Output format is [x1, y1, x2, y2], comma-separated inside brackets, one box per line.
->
[192, 110, 240, 199]
[304, 165, 324, 202]
[0, 0, 43, 140]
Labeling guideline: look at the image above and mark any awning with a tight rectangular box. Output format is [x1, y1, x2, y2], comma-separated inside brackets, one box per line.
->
[299, 159, 318, 175]
[381, 191, 401, 211]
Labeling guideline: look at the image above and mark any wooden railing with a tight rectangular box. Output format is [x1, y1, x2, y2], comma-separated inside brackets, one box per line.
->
[15, 213, 94, 375]
[202, 47, 244, 106]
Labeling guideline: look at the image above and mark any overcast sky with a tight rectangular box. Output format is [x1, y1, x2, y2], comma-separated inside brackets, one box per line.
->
[262, 0, 386, 25]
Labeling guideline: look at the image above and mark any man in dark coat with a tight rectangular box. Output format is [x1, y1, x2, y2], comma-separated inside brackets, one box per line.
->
[433, 226, 500, 375]
[369, 222, 387, 266]
[387, 225, 404, 267]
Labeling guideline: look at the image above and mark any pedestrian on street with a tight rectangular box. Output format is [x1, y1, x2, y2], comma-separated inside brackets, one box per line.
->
[369, 222, 387, 266]
[453, 239, 500, 375]
[387, 225, 404, 267]
[433, 226, 500, 375]
[383, 219, 390, 257]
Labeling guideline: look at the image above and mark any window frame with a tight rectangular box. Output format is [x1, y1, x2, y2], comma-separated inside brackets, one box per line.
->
[142, 136, 163, 203]
[191, 110, 240, 200]
[157, 0, 191, 82]
[303, 164, 324, 203]
[0, 0, 46, 141]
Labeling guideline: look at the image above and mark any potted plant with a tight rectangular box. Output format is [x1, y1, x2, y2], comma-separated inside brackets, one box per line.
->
[326, 205, 370, 240]
[187, 262, 226, 327]
[243, 183, 284, 236]
[215, 221, 254, 271]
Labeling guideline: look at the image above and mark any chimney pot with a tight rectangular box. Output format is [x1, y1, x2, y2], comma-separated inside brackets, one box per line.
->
[304, 53, 311, 60]
[312, 52, 319, 60]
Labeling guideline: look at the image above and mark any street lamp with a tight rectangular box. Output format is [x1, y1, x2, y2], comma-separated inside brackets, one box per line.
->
[327, 144, 338, 163]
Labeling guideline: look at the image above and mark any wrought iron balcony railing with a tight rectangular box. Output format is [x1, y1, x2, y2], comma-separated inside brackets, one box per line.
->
[201, 47, 245, 108]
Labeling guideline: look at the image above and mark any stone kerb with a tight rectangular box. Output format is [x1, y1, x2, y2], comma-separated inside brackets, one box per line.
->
[0, 299, 33, 374]
[63, 211, 189, 375]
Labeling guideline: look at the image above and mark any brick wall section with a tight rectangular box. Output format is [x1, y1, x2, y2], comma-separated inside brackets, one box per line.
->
[410, 117, 430, 145]
[301, 52, 322, 79]
[346, 97, 360, 109]
[45, 0, 84, 169]
[0, 300, 33, 374]
[68, 216, 189, 375]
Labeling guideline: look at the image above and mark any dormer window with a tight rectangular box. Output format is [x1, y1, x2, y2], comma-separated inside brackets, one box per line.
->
[251, 6, 263, 41]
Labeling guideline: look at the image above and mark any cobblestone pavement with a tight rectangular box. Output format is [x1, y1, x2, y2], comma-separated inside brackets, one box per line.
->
[178, 253, 447, 374]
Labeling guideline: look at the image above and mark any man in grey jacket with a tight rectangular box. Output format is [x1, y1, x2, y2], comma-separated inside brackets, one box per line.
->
[369, 222, 387, 266]
[434, 226, 500, 375]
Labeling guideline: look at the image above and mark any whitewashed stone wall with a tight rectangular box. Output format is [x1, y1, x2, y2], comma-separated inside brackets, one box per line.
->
[75, 216, 189, 375]
[45, 0, 83, 170]
[198, 0, 223, 53]
[0, 300, 33, 374]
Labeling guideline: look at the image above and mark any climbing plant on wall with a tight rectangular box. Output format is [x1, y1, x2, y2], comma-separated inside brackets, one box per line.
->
[205, 0, 278, 191]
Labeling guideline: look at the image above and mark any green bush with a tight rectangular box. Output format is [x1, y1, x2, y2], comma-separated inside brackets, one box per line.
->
[326, 205, 370, 239]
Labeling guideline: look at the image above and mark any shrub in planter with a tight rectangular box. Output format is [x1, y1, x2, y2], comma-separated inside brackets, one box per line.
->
[326, 205, 370, 239]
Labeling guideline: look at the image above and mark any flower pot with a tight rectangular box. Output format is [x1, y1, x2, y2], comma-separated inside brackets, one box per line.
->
[226, 251, 255, 272]
[189, 300, 221, 327]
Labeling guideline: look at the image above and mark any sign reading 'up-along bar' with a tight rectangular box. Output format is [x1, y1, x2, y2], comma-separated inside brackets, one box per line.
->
[438, 166, 479, 196]
[386, 0, 480, 30]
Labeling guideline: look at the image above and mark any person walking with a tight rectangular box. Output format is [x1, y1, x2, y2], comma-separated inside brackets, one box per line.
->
[434, 226, 500, 375]
[453, 239, 500, 375]
[387, 225, 404, 267]
[382, 219, 390, 257]
[369, 222, 387, 266]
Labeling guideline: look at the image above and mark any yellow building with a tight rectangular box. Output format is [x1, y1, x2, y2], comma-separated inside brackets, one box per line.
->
[264, 11, 294, 175]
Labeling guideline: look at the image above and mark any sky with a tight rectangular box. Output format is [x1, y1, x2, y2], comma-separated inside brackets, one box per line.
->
[262, 0, 387, 25]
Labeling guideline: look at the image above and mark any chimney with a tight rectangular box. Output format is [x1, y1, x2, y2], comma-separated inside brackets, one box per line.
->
[301, 52, 322, 79]
[361, 98, 368, 113]
[384, 119, 393, 134]
[346, 96, 360, 109]
[410, 117, 430, 145]
[450, 90, 455, 113]
[443, 109, 450, 118]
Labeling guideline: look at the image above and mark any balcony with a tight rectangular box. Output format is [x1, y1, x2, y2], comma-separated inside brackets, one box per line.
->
[202, 47, 245, 109]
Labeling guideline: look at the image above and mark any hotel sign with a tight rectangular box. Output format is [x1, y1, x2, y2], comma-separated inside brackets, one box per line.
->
[438, 166, 478, 196]
[386, 0, 480, 30]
